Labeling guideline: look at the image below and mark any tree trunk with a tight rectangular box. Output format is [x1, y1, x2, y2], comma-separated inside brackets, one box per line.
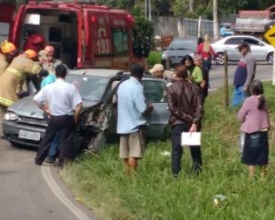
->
[213, 0, 220, 41]
[189, 0, 194, 13]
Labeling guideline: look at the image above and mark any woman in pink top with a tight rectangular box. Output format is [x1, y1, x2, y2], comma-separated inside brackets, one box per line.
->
[238, 80, 270, 178]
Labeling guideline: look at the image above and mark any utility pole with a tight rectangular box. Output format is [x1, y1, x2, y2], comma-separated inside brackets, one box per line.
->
[148, 0, 152, 21]
[145, 0, 147, 19]
[213, 0, 219, 41]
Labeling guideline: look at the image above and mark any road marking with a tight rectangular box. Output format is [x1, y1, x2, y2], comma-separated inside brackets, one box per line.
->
[41, 166, 91, 220]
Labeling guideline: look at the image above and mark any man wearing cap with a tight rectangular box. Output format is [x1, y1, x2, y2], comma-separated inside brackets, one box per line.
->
[0, 41, 17, 76]
[149, 64, 165, 78]
[0, 49, 42, 120]
[231, 43, 256, 108]
[117, 64, 154, 175]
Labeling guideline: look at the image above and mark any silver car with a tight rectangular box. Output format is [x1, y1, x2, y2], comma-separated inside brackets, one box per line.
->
[3, 69, 170, 151]
[212, 35, 274, 65]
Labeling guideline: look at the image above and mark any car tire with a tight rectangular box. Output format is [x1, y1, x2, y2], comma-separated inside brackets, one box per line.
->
[267, 52, 273, 65]
[87, 132, 106, 152]
[215, 52, 225, 65]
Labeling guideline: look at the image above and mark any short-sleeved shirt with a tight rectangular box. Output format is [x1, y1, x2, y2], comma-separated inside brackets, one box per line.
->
[41, 74, 56, 88]
[33, 78, 82, 116]
[117, 77, 147, 134]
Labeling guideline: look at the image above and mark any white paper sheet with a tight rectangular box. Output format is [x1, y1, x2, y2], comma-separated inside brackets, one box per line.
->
[181, 132, 201, 146]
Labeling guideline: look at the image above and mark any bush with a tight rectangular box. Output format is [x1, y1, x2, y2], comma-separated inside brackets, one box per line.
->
[147, 51, 162, 68]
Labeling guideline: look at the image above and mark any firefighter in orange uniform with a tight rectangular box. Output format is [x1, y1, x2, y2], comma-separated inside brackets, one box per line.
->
[0, 41, 17, 75]
[0, 49, 42, 116]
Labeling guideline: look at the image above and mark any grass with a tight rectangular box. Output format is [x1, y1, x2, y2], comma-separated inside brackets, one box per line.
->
[147, 51, 162, 68]
[62, 83, 275, 220]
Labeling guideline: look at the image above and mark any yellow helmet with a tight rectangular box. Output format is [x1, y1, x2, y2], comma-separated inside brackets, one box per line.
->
[1, 41, 16, 54]
[24, 49, 38, 59]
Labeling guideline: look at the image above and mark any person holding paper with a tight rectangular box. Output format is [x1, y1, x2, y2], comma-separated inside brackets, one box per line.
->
[167, 67, 204, 176]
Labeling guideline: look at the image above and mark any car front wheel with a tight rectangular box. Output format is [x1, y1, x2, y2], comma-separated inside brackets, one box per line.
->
[215, 52, 225, 65]
[267, 52, 273, 65]
[87, 132, 106, 152]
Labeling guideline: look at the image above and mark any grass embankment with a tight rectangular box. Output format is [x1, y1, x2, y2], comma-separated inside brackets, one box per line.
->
[62, 83, 275, 220]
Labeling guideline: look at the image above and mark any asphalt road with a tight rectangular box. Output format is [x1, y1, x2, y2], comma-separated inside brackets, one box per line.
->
[210, 63, 273, 89]
[0, 64, 272, 220]
[0, 139, 96, 220]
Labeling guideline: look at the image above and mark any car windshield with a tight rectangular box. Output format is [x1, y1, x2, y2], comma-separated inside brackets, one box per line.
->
[168, 39, 196, 50]
[66, 74, 109, 102]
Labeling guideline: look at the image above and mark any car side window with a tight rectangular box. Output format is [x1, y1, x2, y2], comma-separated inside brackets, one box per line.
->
[224, 38, 243, 45]
[244, 38, 260, 46]
[142, 80, 166, 103]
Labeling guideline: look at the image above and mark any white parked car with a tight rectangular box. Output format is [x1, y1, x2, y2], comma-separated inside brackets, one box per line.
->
[212, 35, 274, 65]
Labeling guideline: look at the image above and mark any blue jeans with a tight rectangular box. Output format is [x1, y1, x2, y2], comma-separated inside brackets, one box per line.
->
[47, 133, 59, 161]
[231, 86, 247, 108]
[203, 59, 211, 71]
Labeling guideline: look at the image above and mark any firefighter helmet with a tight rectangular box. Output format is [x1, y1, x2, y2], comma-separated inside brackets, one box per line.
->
[1, 41, 16, 54]
[24, 49, 38, 59]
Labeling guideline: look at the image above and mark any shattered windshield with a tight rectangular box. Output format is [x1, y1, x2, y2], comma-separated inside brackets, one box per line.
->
[66, 75, 109, 102]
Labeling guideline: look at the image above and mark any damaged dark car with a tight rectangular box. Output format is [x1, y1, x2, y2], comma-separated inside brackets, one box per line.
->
[3, 69, 170, 152]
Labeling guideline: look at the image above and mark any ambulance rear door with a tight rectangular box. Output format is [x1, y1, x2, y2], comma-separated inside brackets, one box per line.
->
[0, 2, 16, 43]
[86, 11, 113, 68]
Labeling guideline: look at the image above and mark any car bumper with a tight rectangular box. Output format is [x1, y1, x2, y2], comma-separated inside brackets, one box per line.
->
[3, 120, 46, 148]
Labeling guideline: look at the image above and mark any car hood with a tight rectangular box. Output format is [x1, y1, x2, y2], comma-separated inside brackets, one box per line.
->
[8, 96, 99, 119]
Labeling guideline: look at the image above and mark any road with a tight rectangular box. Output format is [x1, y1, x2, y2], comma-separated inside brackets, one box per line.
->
[210, 63, 272, 89]
[0, 139, 97, 220]
[0, 64, 272, 220]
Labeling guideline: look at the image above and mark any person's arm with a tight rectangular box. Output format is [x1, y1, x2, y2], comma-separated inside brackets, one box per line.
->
[192, 67, 203, 84]
[72, 87, 83, 123]
[190, 86, 204, 132]
[33, 87, 50, 116]
[244, 56, 256, 89]
[210, 45, 217, 57]
[237, 99, 249, 122]
[134, 86, 153, 116]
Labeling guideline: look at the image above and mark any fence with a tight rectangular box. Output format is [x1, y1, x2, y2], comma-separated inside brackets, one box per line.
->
[178, 17, 214, 38]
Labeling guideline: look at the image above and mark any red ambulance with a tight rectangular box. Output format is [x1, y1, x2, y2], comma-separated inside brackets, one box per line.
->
[0, 0, 149, 69]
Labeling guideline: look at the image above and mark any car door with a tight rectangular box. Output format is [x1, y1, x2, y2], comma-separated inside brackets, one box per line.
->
[0, 2, 16, 43]
[223, 37, 243, 61]
[244, 37, 265, 60]
[142, 78, 169, 139]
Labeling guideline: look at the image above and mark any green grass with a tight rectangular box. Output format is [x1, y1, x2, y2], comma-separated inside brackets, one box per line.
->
[147, 51, 162, 68]
[62, 83, 275, 220]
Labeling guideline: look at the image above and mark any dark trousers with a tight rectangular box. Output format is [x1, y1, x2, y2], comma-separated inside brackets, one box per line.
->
[171, 124, 202, 176]
[35, 115, 76, 164]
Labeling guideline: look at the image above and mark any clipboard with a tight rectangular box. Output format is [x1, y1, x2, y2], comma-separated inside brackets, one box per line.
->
[181, 132, 201, 147]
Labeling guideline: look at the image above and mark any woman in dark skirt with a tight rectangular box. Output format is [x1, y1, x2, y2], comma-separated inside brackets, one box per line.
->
[238, 80, 270, 178]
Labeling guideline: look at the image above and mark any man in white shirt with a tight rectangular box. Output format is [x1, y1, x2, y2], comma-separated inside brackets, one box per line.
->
[33, 64, 83, 166]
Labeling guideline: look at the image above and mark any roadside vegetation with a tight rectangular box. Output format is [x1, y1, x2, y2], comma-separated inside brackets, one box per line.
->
[62, 83, 275, 220]
[147, 51, 162, 68]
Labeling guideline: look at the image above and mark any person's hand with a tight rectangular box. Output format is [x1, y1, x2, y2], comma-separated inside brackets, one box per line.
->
[189, 123, 197, 133]
[74, 116, 79, 124]
[45, 109, 51, 119]
[147, 103, 154, 112]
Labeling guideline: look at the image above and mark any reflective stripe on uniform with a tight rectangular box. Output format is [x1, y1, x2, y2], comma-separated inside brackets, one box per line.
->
[30, 64, 40, 74]
[0, 97, 13, 107]
[7, 67, 23, 78]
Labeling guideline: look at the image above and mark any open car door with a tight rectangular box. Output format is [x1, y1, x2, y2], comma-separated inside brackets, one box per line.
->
[142, 78, 170, 139]
[0, 2, 16, 43]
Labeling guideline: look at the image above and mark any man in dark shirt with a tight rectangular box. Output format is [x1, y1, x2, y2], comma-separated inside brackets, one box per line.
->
[167, 67, 204, 176]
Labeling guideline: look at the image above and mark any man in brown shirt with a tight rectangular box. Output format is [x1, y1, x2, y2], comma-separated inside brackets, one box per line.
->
[167, 67, 204, 176]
